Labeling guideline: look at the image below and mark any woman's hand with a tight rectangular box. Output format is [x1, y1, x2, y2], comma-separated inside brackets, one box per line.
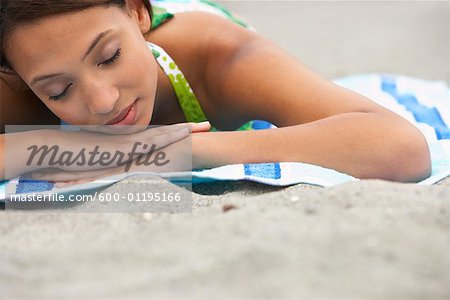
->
[28, 121, 211, 186]
[5, 121, 210, 179]
[30, 164, 127, 188]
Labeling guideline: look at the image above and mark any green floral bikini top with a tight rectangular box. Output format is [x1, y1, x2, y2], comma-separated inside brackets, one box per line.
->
[149, 1, 253, 131]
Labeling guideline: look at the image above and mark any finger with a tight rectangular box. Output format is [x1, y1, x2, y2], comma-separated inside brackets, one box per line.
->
[141, 127, 190, 151]
[112, 127, 188, 158]
[31, 167, 120, 182]
[54, 177, 98, 188]
[54, 166, 126, 188]
[177, 121, 211, 133]
[32, 171, 86, 182]
[32, 170, 78, 181]
[151, 121, 211, 133]
[190, 121, 211, 133]
[145, 123, 194, 134]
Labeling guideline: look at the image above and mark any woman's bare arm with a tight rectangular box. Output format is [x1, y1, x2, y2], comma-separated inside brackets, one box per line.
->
[194, 13, 431, 182]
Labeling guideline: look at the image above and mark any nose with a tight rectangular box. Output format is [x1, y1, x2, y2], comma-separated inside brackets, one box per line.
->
[82, 80, 120, 115]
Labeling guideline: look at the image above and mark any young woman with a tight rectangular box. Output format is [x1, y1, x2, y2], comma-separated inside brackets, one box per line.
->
[0, 0, 432, 184]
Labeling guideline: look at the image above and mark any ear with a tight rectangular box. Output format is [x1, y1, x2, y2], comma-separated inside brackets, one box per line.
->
[125, 0, 152, 33]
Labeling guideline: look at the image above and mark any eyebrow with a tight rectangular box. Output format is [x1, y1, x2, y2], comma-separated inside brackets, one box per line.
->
[30, 29, 113, 86]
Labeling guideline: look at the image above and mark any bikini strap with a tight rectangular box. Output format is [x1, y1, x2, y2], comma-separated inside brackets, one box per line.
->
[146, 41, 208, 123]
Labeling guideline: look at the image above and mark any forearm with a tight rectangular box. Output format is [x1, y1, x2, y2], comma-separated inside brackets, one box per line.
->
[193, 112, 431, 182]
[2, 129, 113, 180]
[0, 131, 52, 180]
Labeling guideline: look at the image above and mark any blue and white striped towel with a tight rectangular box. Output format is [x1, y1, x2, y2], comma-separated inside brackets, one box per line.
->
[1, 73, 449, 200]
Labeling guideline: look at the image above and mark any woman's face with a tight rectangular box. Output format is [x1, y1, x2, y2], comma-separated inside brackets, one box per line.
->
[6, 5, 157, 133]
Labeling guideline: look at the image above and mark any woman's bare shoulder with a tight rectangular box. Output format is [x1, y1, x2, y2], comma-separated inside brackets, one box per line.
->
[146, 11, 253, 65]
[145, 12, 259, 129]
[159, 12, 393, 129]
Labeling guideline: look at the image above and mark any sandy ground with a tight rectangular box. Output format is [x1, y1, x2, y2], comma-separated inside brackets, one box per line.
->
[1, 2, 449, 299]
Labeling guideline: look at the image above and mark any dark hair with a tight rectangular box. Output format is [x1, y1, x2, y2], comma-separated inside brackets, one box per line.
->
[0, 0, 153, 75]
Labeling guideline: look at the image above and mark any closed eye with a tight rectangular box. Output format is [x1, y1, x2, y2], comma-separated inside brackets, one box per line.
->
[48, 83, 73, 101]
[48, 48, 122, 101]
[99, 47, 121, 66]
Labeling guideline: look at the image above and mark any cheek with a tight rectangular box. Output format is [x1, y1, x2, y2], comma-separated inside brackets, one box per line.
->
[46, 104, 81, 124]
[124, 47, 158, 89]
[37, 95, 84, 125]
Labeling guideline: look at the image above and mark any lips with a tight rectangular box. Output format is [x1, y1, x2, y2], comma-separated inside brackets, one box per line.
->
[107, 100, 137, 125]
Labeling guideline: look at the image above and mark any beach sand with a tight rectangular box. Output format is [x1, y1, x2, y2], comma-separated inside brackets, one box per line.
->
[1, 2, 449, 299]
[1, 177, 449, 299]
